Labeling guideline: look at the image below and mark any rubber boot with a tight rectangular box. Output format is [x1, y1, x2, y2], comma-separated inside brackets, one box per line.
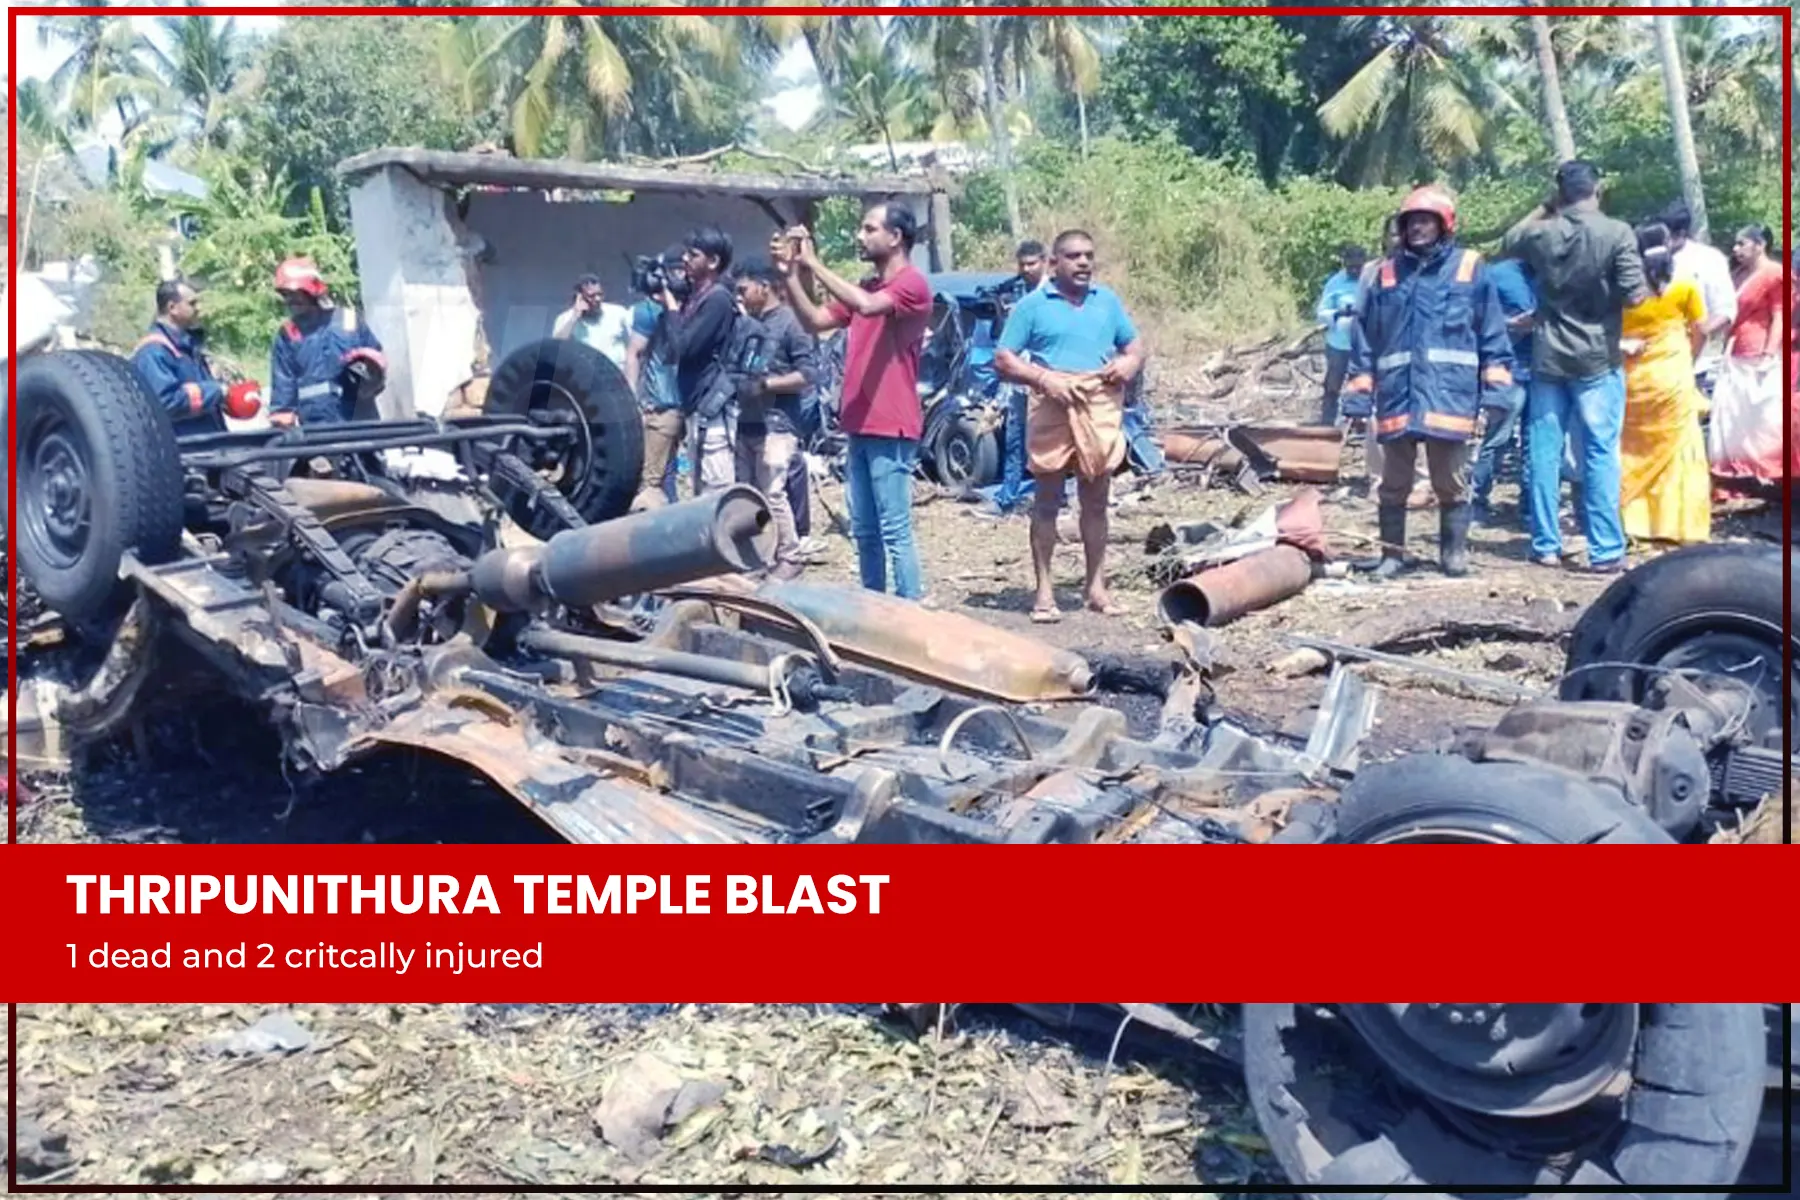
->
[1368, 503, 1406, 580]
[1440, 502, 1473, 577]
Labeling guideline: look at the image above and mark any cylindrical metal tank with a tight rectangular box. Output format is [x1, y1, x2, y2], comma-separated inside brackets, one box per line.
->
[471, 485, 775, 612]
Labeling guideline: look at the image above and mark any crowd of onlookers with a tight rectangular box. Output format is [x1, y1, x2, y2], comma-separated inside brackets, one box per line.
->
[567, 208, 1149, 619]
[1316, 159, 1786, 578]
[121, 163, 1783, 617]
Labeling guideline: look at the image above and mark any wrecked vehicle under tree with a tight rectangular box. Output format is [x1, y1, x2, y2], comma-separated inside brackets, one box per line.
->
[7, 333, 1792, 1194]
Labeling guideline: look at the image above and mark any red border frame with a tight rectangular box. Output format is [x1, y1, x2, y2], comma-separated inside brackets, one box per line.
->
[5, 4, 1793, 1193]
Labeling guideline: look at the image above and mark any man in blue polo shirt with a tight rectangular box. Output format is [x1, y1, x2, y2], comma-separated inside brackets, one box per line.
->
[993, 229, 1146, 623]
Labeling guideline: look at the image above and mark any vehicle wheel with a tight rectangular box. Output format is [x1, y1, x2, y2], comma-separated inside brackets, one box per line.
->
[1244, 1002, 1767, 1195]
[933, 415, 1000, 489]
[1560, 543, 1796, 748]
[1296, 751, 1676, 845]
[1254, 756, 1765, 1193]
[483, 337, 645, 538]
[15, 350, 184, 626]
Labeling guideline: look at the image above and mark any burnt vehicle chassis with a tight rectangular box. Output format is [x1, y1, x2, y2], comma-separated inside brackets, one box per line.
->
[9, 338, 1793, 1194]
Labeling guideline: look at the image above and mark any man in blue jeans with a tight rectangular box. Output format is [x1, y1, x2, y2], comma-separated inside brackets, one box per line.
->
[776, 204, 934, 600]
[982, 240, 1050, 517]
[1500, 160, 1649, 572]
[1471, 255, 1537, 524]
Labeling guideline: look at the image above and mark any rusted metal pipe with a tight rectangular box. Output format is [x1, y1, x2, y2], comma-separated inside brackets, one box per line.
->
[1158, 543, 1314, 629]
[471, 485, 776, 612]
[385, 570, 474, 644]
[519, 627, 775, 693]
[1162, 430, 1245, 470]
[752, 580, 1095, 702]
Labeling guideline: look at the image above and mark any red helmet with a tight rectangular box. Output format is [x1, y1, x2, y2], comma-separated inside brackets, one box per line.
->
[274, 257, 328, 296]
[224, 380, 264, 421]
[1399, 185, 1457, 235]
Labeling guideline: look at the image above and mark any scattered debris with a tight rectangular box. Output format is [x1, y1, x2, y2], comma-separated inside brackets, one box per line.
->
[11, 1117, 74, 1180]
[592, 1051, 726, 1164]
[1279, 633, 1541, 704]
[739, 1130, 842, 1169]
[205, 1011, 315, 1057]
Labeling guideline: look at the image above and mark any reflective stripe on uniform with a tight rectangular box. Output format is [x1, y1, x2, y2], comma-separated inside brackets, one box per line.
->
[339, 306, 358, 333]
[1423, 411, 1477, 433]
[134, 332, 179, 356]
[1379, 260, 1397, 288]
[1376, 413, 1411, 434]
[1425, 348, 1479, 366]
[1455, 248, 1481, 283]
[182, 382, 204, 414]
[1482, 365, 1514, 387]
[1377, 351, 1413, 371]
[297, 381, 336, 399]
[1344, 374, 1374, 394]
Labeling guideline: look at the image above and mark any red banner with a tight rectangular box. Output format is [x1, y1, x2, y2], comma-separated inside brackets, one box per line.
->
[2, 843, 1796, 1002]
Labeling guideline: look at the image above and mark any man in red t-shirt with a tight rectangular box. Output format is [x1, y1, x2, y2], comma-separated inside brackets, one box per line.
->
[776, 204, 934, 600]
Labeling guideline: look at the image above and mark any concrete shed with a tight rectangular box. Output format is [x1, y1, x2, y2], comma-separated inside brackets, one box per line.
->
[333, 147, 944, 419]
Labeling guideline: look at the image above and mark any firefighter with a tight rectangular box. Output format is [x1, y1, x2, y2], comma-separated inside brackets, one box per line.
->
[267, 257, 388, 427]
[1345, 186, 1514, 579]
[130, 279, 262, 434]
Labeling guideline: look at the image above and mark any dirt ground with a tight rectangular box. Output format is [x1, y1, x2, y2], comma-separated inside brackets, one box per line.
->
[8, 347, 1789, 1190]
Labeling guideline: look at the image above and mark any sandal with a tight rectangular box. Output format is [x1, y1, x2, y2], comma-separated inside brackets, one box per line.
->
[1030, 606, 1063, 624]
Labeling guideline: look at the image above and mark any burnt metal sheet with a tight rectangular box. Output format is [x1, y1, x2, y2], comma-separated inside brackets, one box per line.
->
[359, 704, 773, 844]
[1228, 423, 1345, 484]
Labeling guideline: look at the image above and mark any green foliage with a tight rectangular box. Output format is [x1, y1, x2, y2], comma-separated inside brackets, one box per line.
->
[164, 152, 357, 361]
[1102, 16, 1307, 185]
[241, 16, 504, 225]
[37, 190, 169, 349]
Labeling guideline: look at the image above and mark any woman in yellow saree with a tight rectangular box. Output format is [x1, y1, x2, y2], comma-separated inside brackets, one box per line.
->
[1618, 222, 1710, 544]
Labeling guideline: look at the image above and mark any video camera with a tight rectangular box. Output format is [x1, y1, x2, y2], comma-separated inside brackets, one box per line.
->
[631, 254, 670, 297]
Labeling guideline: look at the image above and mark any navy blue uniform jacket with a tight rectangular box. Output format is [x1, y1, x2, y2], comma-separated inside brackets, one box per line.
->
[270, 304, 386, 425]
[130, 322, 227, 433]
[1346, 240, 1514, 443]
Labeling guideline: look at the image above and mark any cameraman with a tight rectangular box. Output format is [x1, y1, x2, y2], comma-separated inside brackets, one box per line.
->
[659, 225, 738, 494]
[625, 246, 686, 507]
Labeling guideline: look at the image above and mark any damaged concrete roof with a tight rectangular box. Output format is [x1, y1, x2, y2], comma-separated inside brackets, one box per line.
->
[334, 147, 935, 201]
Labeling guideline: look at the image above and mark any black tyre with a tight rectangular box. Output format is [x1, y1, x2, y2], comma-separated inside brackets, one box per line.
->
[1245, 1002, 1768, 1196]
[15, 349, 185, 625]
[483, 337, 645, 538]
[1292, 751, 1675, 845]
[1253, 756, 1764, 1194]
[933, 414, 1001, 489]
[1561, 543, 1796, 747]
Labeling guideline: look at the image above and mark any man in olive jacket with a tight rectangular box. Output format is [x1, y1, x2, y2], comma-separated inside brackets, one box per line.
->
[1499, 160, 1649, 573]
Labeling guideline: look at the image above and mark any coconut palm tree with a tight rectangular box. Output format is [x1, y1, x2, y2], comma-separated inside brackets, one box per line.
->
[37, 12, 164, 136]
[140, 13, 247, 147]
[1316, 16, 1525, 186]
[441, 5, 738, 159]
[807, 24, 928, 170]
[1653, 15, 1708, 240]
[1525, 3, 1575, 160]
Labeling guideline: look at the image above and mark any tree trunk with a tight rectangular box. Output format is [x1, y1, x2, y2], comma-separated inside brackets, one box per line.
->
[1077, 89, 1090, 159]
[977, 16, 1022, 239]
[1654, 14, 1708, 240]
[802, 27, 837, 91]
[1527, 9, 1575, 161]
[22, 152, 47, 271]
